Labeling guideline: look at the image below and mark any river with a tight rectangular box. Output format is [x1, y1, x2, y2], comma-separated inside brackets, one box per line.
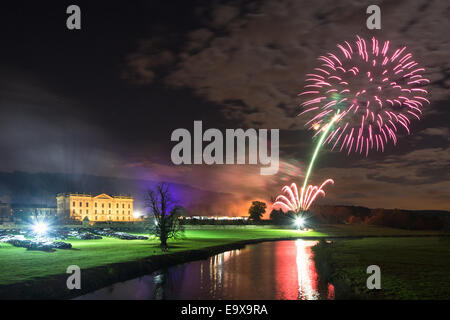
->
[76, 239, 334, 300]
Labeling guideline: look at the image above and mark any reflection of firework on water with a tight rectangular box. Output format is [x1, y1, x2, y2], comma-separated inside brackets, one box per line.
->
[299, 36, 430, 156]
[273, 179, 334, 212]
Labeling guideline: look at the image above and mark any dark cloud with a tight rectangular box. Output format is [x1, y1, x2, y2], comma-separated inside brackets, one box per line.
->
[340, 192, 366, 199]
[421, 127, 449, 138]
[125, 0, 450, 128]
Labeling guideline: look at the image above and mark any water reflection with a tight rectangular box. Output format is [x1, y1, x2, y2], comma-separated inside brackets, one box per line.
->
[296, 240, 334, 300]
[76, 240, 334, 300]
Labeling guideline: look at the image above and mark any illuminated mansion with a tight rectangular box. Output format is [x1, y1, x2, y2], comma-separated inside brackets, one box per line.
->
[57, 193, 136, 222]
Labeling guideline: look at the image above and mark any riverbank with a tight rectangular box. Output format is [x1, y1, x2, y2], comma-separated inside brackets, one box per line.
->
[312, 236, 450, 299]
[1, 237, 281, 299]
[0, 226, 443, 299]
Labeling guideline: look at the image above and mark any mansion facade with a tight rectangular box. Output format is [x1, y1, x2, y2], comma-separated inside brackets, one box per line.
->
[57, 193, 136, 222]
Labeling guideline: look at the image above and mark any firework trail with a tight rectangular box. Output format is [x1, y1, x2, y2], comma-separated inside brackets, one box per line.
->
[299, 36, 430, 156]
[300, 113, 339, 207]
[273, 179, 334, 213]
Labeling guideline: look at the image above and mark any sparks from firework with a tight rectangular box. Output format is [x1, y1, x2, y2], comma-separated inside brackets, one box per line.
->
[298, 36, 430, 156]
[273, 179, 334, 213]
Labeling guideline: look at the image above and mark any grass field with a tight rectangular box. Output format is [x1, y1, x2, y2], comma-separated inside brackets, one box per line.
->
[0, 225, 442, 286]
[315, 237, 450, 299]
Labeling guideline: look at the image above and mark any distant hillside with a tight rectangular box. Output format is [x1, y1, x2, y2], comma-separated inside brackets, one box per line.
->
[308, 204, 450, 230]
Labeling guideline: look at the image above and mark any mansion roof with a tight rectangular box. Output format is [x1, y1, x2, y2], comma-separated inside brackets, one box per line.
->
[56, 193, 133, 199]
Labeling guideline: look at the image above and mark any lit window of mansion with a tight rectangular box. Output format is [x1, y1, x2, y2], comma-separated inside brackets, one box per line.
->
[56, 193, 136, 222]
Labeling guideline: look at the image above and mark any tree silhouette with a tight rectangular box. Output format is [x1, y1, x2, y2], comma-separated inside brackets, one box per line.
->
[248, 201, 266, 222]
[146, 182, 184, 249]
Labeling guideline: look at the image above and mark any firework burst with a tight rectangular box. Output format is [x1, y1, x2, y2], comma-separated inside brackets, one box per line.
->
[299, 36, 430, 156]
[273, 179, 334, 213]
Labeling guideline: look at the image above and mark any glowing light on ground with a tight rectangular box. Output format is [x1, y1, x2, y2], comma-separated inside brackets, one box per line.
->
[294, 217, 305, 230]
[133, 210, 145, 219]
[31, 222, 49, 236]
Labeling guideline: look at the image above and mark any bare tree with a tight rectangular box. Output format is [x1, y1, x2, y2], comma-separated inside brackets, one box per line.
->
[146, 182, 184, 249]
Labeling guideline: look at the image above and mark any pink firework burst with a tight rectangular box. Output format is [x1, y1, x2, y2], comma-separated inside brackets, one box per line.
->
[273, 179, 334, 213]
[299, 36, 430, 156]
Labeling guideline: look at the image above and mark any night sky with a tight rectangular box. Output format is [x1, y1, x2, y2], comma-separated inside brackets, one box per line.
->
[0, 1, 448, 213]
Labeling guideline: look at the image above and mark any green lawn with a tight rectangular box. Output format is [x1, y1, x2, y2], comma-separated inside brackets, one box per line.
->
[0, 225, 442, 286]
[317, 237, 450, 299]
